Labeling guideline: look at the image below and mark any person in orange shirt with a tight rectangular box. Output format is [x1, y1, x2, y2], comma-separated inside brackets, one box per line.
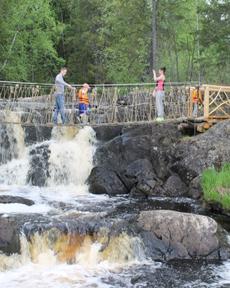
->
[77, 83, 90, 122]
[192, 86, 203, 117]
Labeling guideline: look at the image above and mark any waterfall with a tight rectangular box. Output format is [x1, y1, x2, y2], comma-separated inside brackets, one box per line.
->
[0, 111, 25, 164]
[0, 123, 96, 189]
[47, 126, 96, 187]
[0, 230, 146, 288]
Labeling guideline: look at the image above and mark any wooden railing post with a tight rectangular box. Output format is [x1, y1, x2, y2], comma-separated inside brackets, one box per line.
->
[203, 85, 210, 119]
[188, 87, 193, 117]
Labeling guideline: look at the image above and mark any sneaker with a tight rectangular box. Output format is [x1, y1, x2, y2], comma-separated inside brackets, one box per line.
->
[156, 117, 164, 122]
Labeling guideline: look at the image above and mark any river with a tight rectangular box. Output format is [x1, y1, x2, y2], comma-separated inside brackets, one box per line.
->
[0, 118, 229, 288]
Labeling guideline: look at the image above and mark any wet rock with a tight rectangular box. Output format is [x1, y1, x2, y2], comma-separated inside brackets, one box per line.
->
[0, 123, 22, 164]
[88, 167, 128, 195]
[91, 120, 230, 201]
[138, 210, 230, 261]
[163, 175, 188, 197]
[0, 214, 47, 255]
[27, 144, 51, 186]
[90, 122, 182, 197]
[0, 195, 34, 206]
[23, 125, 52, 145]
[0, 216, 20, 254]
[93, 125, 123, 142]
[122, 159, 157, 195]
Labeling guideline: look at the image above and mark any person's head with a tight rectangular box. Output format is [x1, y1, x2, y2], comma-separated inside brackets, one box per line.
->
[159, 67, 166, 75]
[60, 67, 67, 76]
[195, 85, 200, 90]
[83, 83, 90, 91]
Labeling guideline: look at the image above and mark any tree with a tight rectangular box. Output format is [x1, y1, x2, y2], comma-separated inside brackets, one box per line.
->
[200, 0, 230, 83]
[151, 0, 158, 72]
[0, 0, 64, 82]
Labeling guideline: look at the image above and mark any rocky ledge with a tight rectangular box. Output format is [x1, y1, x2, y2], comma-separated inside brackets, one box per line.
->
[89, 120, 230, 200]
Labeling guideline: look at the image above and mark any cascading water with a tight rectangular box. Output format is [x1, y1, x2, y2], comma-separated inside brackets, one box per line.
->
[0, 119, 151, 288]
[0, 116, 230, 288]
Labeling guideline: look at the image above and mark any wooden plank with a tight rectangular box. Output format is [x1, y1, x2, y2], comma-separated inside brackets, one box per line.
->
[203, 86, 210, 119]
[202, 84, 230, 92]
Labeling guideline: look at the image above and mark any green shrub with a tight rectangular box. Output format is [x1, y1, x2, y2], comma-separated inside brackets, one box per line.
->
[202, 164, 230, 210]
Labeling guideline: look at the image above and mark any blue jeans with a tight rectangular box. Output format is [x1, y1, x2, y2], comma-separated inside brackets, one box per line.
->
[53, 94, 65, 124]
[79, 103, 89, 115]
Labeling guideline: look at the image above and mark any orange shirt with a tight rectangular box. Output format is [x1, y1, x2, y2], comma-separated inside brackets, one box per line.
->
[78, 88, 89, 105]
[192, 89, 202, 104]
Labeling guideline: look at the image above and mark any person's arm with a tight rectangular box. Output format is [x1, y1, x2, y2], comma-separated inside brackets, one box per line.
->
[152, 70, 164, 81]
[56, 74, 72, 89]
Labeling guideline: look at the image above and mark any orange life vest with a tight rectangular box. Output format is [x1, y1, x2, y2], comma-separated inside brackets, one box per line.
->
[192, 89, 202, 104]
[78, 89, 89, 105]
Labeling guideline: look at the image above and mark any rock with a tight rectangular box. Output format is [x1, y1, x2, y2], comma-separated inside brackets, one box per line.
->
[23, 125, 52, 145]
[90, 122, 182, 197]
[91, 120, 230, 201]
[163, 175, 188, 197]
[171, 120, 230, 184]
[88, 167, 128, 195]
[27, 144, 51, 186]
[0, 195, 34, 206]
[0, 216, 21, 254]
[122, 159, 157, 194]
[92, 125, 123, 142]
[138, 210, 229, 261]
[188, 176, 202, 199]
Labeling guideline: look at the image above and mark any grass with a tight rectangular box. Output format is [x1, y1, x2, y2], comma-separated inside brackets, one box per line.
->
[202, 163, 230, 211]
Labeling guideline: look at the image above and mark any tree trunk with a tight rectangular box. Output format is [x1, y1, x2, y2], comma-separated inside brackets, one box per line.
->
[152, 0, 158, 71]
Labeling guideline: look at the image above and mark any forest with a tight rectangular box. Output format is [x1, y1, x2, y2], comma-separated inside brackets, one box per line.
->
[0, 0, 229, 84]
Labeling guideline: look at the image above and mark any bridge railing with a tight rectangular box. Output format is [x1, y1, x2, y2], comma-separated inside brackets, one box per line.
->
[187, 84, 230, 121]
[0, 80, 217, 125]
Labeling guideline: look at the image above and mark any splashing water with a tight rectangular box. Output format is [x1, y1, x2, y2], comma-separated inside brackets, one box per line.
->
[0, 111, 25, 164]
[48, 126, 96, 187]
[0, 231, 150, 288]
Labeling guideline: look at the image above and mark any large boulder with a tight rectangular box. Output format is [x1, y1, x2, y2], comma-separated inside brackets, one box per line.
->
[138, 210, 230, 261]
[122, 159, 158, 196]
[90, 121, 230, 199]
[171, 120, 230, 184]
[88, 167, 128, 195]
[163, 175, 188, 197]
[90, 122, 183, 197]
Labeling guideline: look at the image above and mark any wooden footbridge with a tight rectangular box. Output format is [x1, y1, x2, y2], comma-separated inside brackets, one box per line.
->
[0, 80, 229, 131]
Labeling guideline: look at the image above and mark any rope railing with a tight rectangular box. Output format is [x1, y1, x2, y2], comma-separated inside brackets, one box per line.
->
[0, 81, 197, 125]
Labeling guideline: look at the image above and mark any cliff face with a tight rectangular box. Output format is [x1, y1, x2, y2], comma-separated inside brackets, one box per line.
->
[89, 120, 230, 199]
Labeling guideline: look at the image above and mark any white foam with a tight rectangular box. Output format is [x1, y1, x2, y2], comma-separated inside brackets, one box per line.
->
[215, 260, 230, 286]
[47, 126, 96, 186]
[0, 203, 52, 215]
[0, 262, 112, 288]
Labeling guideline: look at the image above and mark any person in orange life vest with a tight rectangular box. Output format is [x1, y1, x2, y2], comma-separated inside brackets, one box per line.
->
[192, 86, 203, 117]
[77, 83, 90, 115]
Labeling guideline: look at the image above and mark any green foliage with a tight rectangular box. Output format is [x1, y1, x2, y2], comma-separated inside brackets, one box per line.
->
[0, 0, 229, 84]
[0, 0, 64, 82]
[202, 164, 230, 210]
[200, 0, 230, 84]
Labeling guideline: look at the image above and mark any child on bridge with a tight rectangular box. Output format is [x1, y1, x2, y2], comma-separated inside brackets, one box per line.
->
[76, 83, 90, 123]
